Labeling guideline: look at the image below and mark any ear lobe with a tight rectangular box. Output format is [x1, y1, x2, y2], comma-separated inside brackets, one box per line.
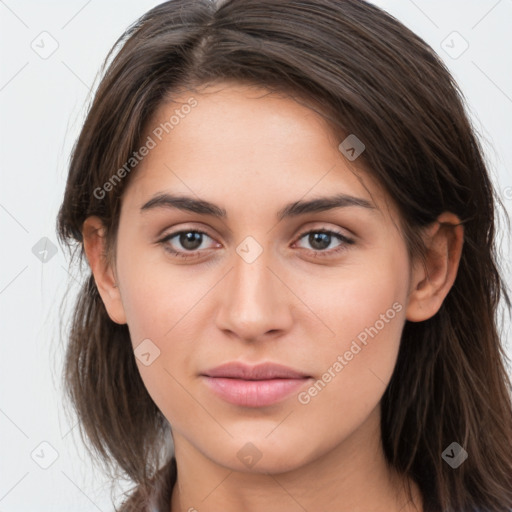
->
[406, 212, 464, 323]
[82, 216, 127, 325]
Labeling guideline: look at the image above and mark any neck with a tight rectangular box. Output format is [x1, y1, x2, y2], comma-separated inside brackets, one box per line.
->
[169, 407, 423, 512]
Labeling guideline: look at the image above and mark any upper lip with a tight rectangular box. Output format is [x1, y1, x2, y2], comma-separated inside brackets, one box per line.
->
[202, 362, 310, 380]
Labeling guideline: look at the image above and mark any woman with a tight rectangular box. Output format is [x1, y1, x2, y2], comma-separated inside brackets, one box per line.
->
[56, 0, 512, 511]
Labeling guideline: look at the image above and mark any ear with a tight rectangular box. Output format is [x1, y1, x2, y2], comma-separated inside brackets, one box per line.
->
[406, 212, 464, 322]
[82, 216, 127, 325]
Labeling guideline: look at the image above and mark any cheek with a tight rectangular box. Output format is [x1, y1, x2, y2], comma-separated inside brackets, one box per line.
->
[115, 243, 218, 406]
[301, 240, 409, 347]
[116, 244, 203, 344]
[296, 242, 409, 402]
[115, 250, 206, 422]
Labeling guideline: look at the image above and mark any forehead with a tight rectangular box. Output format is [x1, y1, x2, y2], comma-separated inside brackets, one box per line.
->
[121, 82, 391, 219]
[148, 82, 340, 165]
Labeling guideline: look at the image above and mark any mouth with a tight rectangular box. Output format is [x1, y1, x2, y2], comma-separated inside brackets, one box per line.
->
[200, 362, 312, 407]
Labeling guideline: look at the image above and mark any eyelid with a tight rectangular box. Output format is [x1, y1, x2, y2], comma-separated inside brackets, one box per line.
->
[157, 223, 352, 244]
[292, 227, 354, 253]
[292, 222, 355, 243]
[156, 221, 219, 239]
[158, 227, 220, 249]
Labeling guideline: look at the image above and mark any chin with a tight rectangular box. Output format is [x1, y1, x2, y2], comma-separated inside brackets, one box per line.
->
[211, 438, 317, 475]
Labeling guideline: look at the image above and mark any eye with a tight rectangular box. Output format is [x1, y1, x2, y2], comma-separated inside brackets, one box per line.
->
[294, 228, 354, 257]
[158, 230, 219, 259]
[158, 227, 354, 261]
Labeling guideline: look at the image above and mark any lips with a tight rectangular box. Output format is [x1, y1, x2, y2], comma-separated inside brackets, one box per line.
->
[200, 362, 312, 407]
[202, 362, 310, 380]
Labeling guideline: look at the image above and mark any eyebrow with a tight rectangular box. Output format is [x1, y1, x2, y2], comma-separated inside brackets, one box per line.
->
[140, 192, 375, 220]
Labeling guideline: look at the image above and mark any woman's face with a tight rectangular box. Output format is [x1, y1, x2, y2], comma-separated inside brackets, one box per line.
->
[110, 82, 414, 473]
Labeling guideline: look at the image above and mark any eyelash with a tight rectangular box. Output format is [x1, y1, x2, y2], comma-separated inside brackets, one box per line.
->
[158, 228, 354, 260]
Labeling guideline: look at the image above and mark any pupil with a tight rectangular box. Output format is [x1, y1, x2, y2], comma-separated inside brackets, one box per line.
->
[310, 232, 330, 250]
[180, 232, 202, 250]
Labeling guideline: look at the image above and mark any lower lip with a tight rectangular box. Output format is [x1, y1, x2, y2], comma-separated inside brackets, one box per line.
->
[202, 376, 310, 407]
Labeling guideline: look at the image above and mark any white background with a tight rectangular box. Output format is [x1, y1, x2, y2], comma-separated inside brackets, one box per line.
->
[1, 1, 511, 510]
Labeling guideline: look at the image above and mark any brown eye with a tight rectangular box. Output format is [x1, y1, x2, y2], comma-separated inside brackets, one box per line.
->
[177, 232, 203, 250]
[159, 230, 218, 259]
[295, 229, 354, 257]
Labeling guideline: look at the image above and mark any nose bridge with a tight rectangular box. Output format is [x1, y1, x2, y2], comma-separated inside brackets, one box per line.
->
[215, 238, 291, 338]
[233, 248, 273, 306]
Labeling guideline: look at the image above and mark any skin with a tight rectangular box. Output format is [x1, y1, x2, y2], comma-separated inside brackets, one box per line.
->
[82, 81, 464, 512]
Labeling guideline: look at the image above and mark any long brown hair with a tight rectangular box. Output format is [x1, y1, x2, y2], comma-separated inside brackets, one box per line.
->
[56, 1, 512, 510]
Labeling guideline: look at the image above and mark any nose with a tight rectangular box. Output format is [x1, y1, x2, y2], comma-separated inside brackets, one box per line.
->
[215, 246, 294, 342]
